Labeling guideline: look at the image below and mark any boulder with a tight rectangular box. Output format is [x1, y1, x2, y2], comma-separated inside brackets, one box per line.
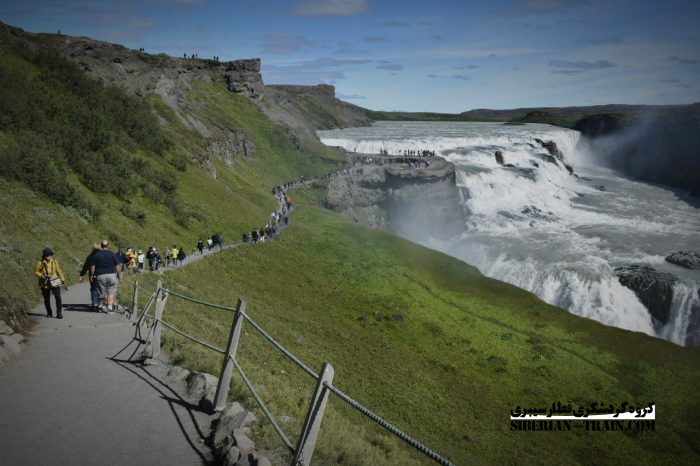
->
[223, 446, 242, 466]
[564, 164, 574, 175]
[495, 151, 504, 165]
[10, 334, 24, 344]
[684, 291, 700, 346]
[615, 265, 678, 326]
[186, 371, 219, 398]
[665, 251, 700, 270]
[534, 139, 561, 158]
[200, 385, 218, 414]
[230, 431, 255, 452]
[168, 366, 191, 380]
[212, 402, 258, 449]
[0, 334, 22, 356]
[0, 321, 14, 335]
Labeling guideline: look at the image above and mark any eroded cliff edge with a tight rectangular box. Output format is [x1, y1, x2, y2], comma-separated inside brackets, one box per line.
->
[324, 157, 467, 242]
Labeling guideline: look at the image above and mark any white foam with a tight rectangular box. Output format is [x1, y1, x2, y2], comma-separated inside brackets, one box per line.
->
[318, 121, 700, 345]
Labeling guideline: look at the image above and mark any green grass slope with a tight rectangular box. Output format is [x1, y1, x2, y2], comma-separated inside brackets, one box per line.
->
[129, 200, 700, 465]
[0, 43, 343, 327]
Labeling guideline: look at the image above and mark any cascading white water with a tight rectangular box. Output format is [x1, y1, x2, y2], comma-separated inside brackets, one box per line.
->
[318, 121, 700, 346]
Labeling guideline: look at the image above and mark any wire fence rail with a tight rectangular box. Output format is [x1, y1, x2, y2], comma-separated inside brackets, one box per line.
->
[124, 278, 455, 466]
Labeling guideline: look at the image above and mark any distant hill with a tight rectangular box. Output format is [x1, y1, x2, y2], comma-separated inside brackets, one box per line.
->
[461, 104, 688, 128]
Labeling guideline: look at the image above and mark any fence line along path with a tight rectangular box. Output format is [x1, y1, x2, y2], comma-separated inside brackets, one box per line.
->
[128, 278, 455, 466]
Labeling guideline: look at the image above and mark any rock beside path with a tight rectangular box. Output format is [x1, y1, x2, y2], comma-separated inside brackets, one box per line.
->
[0, 320, 14, 335]
[665, 251, 700, 270]
[0, 334, 22, 357]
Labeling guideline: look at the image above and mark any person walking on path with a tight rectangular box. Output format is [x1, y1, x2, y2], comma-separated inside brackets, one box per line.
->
[217, 234, 223, 250]
[207, 237, 213, 251]
[171, 246, 179, 267]
[137, 250, 145, 271]
[177, 247, 186, 266]
[34, 248, 66, 318]
[79, 243, 101, 310]
[90, 240, 123, 314]
[163, 247, 171, 267]
[197, 239, 204, 255]
[116, 247, 127, 271]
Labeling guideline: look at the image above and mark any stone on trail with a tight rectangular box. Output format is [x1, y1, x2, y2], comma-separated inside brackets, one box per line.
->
[223, 446, 242, 466]
[231, 431, 255, 452]
[199, 385, 218, 414]
[392, 315, 405, 322]
[0, 334, 21, 357]
[186, 371, 219, 398]
[168, 366, 191, 380]
[212, 402, 258, 449]
[0, 321, 14, 335]
[10, 334, 24, 344]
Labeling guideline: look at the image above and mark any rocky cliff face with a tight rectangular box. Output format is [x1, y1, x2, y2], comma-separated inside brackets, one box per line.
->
[261, 84, 372, 138]
[573, 114, 630, 137]
[326, 159, 466, 241]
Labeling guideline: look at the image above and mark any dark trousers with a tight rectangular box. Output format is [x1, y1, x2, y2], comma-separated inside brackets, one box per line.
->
[42, 287, 62, 315]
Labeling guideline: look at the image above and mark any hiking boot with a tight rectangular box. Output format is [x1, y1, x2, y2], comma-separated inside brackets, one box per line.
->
[107, 307, 115, 314]
[46, 311, 53, 318]
[57, 313, 63, 319]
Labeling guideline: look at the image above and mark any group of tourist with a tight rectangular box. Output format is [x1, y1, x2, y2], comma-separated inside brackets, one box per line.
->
[373, 149, 436, 157]
[34, 174, 306, 319]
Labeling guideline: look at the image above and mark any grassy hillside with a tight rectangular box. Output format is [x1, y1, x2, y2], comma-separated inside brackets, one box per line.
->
[129, 199, 700, 465]
[0, 42, 343, 328]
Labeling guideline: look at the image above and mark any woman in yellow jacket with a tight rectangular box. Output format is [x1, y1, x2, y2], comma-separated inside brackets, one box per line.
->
[33, 248, 66, 319]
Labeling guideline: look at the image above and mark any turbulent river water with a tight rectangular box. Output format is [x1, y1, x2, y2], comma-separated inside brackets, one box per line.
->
[318, 121, 700, 346]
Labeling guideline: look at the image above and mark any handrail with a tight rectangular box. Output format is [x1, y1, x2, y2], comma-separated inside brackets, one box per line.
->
[152, 287, 455, 466]
[164, 288, 320, 380]
[159, 319, 225, 355]
[323, 382, 455, 466]
[230, 355, 295, 453]
[240, 313, 319, 381]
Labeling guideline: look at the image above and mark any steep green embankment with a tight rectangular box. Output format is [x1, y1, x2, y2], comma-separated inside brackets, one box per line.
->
[1, 27, 699, 466]
[0, 40, 343, 328]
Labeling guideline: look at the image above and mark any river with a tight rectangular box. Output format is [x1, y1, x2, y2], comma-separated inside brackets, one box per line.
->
[318, 121, 700, 346]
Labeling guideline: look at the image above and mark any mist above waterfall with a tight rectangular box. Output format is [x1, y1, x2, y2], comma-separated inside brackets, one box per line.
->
[318, 121, 700, 346]
[577, 106, 700, 195]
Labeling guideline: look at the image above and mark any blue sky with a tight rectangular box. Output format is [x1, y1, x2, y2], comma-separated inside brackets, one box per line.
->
[1, 0, 699, 112]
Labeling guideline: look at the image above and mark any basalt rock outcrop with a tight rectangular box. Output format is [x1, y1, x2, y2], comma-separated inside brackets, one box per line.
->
[261, 84, 372, 136]
[326, 158, 467, 241]
[665, 251, 700, 270]
[224, 59, 265, 100]
[573, 113, 629, 137]
[534, 139, 561, 159]
[614, 265, 678, 327]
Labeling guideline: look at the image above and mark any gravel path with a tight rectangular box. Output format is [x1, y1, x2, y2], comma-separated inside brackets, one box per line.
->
[0, 283, 214, 465]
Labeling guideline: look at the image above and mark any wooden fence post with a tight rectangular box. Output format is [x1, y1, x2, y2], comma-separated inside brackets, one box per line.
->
[130, 281, 139, 322]
[214, 299, 246, 411]
[152, 280, 164, 357]
[292, 362, 335, 466]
